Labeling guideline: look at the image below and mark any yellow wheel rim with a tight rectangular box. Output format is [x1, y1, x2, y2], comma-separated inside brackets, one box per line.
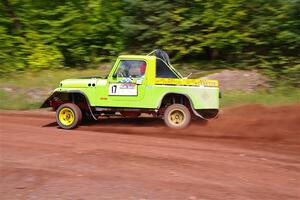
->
[169, 109, 185, 126]
[59, 108, 75, 126]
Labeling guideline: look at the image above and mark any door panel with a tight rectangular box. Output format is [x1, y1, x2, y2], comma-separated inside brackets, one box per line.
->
[95, 59, 147, 107]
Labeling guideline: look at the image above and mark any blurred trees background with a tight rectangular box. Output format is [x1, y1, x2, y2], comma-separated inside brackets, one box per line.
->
[0, 0, 299, 83]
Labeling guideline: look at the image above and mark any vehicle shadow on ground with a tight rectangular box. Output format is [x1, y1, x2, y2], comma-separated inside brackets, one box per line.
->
[83, 117, 167, 127]
[43, 122, 58, 127]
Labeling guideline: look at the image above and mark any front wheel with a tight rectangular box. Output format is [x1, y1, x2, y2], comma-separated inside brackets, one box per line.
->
[164, 104, 191, 129]
[56, 103, 82, 129]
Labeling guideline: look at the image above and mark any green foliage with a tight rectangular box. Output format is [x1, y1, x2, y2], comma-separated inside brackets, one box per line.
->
[0, 0, 299, 85]
[27, 43, 63, 70]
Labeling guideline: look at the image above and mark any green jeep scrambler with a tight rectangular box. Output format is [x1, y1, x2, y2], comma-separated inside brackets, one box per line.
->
[41, 50, 220, 129]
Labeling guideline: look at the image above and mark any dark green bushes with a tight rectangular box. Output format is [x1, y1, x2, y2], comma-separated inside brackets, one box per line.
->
[1, 0, 299, 84]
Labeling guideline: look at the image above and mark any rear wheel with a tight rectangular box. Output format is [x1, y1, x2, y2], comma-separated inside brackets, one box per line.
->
[56, 103, 82, 129]
[164, 104, 191, 129]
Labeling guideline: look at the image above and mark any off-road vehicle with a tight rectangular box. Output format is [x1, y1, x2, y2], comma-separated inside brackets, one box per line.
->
[41, 50, 220, 129]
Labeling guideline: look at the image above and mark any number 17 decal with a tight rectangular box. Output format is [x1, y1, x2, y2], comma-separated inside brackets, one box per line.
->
[109, 83, 137, 96]
[111, 85, 117, 94]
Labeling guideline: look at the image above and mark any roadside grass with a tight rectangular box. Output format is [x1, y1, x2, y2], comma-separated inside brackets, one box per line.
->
[0, 90, 41, 110]
[0, 67, 111, 89]
[0, 67, 111, 110]
[221, 87, 300, 107]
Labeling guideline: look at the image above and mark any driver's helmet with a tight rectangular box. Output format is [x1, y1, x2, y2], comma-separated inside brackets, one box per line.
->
[140, 62, 146, 76]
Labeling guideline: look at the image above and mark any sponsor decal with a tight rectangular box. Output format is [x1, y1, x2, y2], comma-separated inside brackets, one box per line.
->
[120, 83, 135, 89]
[119, 78, 133, 83]
[154, 78, 218, 87]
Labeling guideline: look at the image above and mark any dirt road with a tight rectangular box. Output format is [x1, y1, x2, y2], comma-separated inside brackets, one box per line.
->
[1, 104, 300, 200]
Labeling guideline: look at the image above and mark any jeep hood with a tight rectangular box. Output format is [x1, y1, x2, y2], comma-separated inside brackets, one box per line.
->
[60, 78, 95, 88]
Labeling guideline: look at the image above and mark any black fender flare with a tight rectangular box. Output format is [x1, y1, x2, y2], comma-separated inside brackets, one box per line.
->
[40, 90, 91, 108]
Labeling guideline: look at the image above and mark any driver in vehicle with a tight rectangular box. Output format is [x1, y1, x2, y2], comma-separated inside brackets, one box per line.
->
[139, 62, 146, 77]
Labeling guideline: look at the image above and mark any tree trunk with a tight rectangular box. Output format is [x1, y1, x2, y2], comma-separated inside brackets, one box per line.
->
[211, 48, 219, 59]
[204, 47, 220, 60]
[2, 0, 22, 32]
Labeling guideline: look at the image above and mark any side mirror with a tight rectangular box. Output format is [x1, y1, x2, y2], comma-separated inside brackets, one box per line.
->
[112, 74, 117, 79]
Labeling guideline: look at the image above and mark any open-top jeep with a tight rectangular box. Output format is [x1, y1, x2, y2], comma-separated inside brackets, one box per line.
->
[41, 50, 220, 129]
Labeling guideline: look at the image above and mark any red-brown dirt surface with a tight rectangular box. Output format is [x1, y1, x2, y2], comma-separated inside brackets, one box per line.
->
[0, 104, 300, 200]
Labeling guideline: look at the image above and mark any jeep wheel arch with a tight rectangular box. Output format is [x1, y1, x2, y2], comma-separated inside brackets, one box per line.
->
[41, 91, 98, 120]
[158, 93, 194, 109]
[40, 91, 90, 110]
